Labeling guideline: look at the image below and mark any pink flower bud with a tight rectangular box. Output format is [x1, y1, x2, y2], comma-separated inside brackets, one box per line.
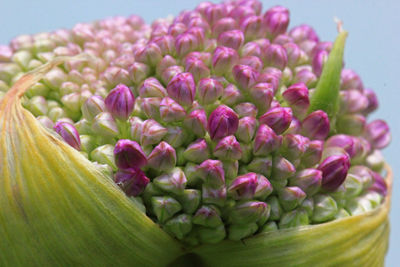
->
[369, 171, 387, 196]
[240, 15, 264, 40]
[197, 78, 224, 105]
[212, 17, 238, 38]
[312, 49, 329, 77]
[229, 6, 256, 22]
[128, 62, 150, 85]
[232, 64, 259, 90]
[140, 97, 162, 120]
[139, 77, 167, 98]
[284, 42, 306, 68]
[0, 45, 12, 62]
[273, 34, 293, 45]
[81, 95, 106, 121]
[114, 139, 148, 170]
[212, 46, 239, 76]
[254, 174, 273, 200]
[184, 56, 210, 83]
[156, 55, 177, 77]
[183, 139, 211, 163]
[228, 172, 258, 199]
[272, 155, 296, 181]
[208, 105, 239, 140]
[196, 159, 225, 188]
[336, 114, 366, 136]
[294, 68, 317, 88]
[247, 82, 273, 115]
[339, 89, 369, 114]
[213, 135, 242, 160]
[259, 107, 292, 135]
[263, 44, 287, 70]
[236, 116, 257, 143]
[301, 140, 323, 167]
[263, 6, 290, 38]
[204, 3, 228, 26]
[239, 56, 263, 72]
[221, 84, 244, 106]
[289, 24, 319, 43]
[290, 168, 322, 196]
[282, 82, 310, 118]
[318, 154, 350, 191]
[161, 65, 184, 85]
[168, 23, 187, 37]
[175, 33, 199, 57]
[234, 102, 258, 118]
[340, 69, 364, 91]
[166, 72, 196, 106]
[134, 42, 162, 66]
[280, 134, 309, 163]
[160, 97, 186, 122]
[364, 120, 391, 149]
[115, 167, 149, 196]
[253, 124, 282, 156]
[241, 42, 262, 58]
[310, 41, 332, 58]
[363, 88, 379, 114]
[53, 121, 81, 150]
[184, 109, 208, 137]
[148, 142, 177, 171]
[326, 135, 359, 158]
[301, 110, 330, 140]
[140, 119, 168, 146]
[151, 35, 176, 56]
[104, 84, 135, 120]
[217, 30, 245, 50]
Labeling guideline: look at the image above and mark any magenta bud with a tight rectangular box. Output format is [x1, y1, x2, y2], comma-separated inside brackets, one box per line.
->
[364, 119, 391, 149]
[248, 83, 274, 114]
[289, 168, 322, 196]
[239, 56, 263, 72]
[272, 156, 296, 181]
[369, 171, 387, 196]
[301, 140, 323, 167]
[280, 134, 309, 163]
[237, 0, 262, 14]
[257, 72, 280, 93]
[294, 68, 318, 88]
[183, 139, 211, 163]
[232, 64, 259, 90]
[213, 135, 242, 160]
[184, 56, 210, 83]
[212, 46, 239, 76]
[53, 121, 81, 150]
[285, 117, 302, 134]
[81, 95, 106, 121]
[217, 30, 245, 50]
[259, 107, 292, 135]
[114, 139, 147, 169]
[340, 69, 364, 91]
[148, 141, 177, 171]
[129, 117, 143, 142]
[115, 167, 149, 197]
[196, 159, 225, 188]
[212, 17, 238, 38]
[204, 3, 228, 26]
[263, 44, 288, 70]
[161, 65, 184, 85]
[289, 24, 319, 43]
[310, 41, 332, 58]
[229, 6, 256, 22]
[175, 33, 199, 57]
[208, 105, 239, 140]
[185, 51, 212, 66]
[301, 110, 330, 140]
[234, 102, 258, 118]
[255, 174, 273, 200]
[140, 119, 168, 146]
[273, 34, 293, 45]
[263, 6, 290, 38]
[166, 72, 196, 106]
[241, 42, 262, 58]
[221, 84, 244, 106]
[134, 42, 162, 67]
[0, 45, 12, 62]
[282, 82, 310, 119]
[283, 43, 306, 68]
[197, 78, 224, 105]
[236, 116, 258, 143]
[228, 172, 258, 200]
[141, 97, 162, 120]
[160, 97, 186, 122]
[168, 23, 187, 37]
[105, 84, 135, 120]
[184, 109, 208, 137]
[312, 49, 329, 77]
[363, 88, 379, 114]
[151, 35, 176, 56]
[240, 15, 264, 40]
[318, 154, 350, 191]
[253, 124, 282, 156]
[139, 77, 167, 98]
[326, 135, 358, 158]
[339, 89, 369, 114]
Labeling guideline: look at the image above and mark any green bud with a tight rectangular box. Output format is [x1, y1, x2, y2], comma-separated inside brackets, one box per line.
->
[202, 185, 227, 207]
[79, 135, 96, 153]
[300, 197, 314, 217]
[279, 209, 309, 229]
[247, 156, 272, 177]
[164, 214, 193, 240]
[267, 196, 282, 221]
[239, 143, 253, 163]
[48, 107, 67, 122]
[363, 191, 383, 208]
[312, 194, 338, 223]
[0, 80, 9, 92]
[278, 186, 306, 211]
[151, 196, 182, 223]
[28, 96, 48, 116]
[343, 174, 363, 199]
[90, 144, 117, 171]
[345, 197, 373, 216]
[75, 119, 93, 135]
[196, 225, 226, 244]
[228, 223, 258, 241]
[92, 112, 119, 138]
[222, 160, 239, 182]
[178, 189, 201, 214]
[0, 63, 21, 84]
[25, 82, 49, 98]
[193, 205, 223, 228]
[142, 183, 163, 205]
[154, 168, 187, 195]
[334, 208, 350, 220]
[229, 201, 268, 225]
[260, 221, 278, 233]
[27, 59, 43, 70]
[12, 50, 33, 70]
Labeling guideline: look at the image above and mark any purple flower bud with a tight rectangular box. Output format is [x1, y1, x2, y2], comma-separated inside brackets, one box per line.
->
[263, 6, 290, 38]
[129, 62, 150, 85]
[168, 23, 187, 37]
[184, 109, 208, 137]
[229, 201, 267, 225]
[294, 68, 317, 88]
[272, 156, 296, 181]
[241, 41, 262, 58]
[183, 139, 210, 163]
[232, 64, 259, 90]
[92, 112, 119, 138]
[364, 119, 391, 149]
[312, 49, 329, 77]
[115, 167, 150, 197]
[254, 174, 273, 200]
[139, 77, 167, 98]
[140, 119, 168, 146]
[369, 171, 387, 196]
[197, 78, 224, 105]
[166, 72, 196, 106]
[278, 186, 306, 211]
[184, 56, 210, 83]
[196, 159, 225, 188]
[283, 42, 307, 68]
[237, 0, 262, 14]
[208, 105, 239, 140]
[151, 35, 176, 56]
[141, 97, 162, 120]
[175, 33, 199, 57]
[212, 46, 239, 76]
[301, 110, 330, 140]
[254, 124, 282, 156]
[147, 142, 177, 171]
[229, 6, 256, 22]
[134, 42, 162, 66]
[220, 84, 244, 105]
[339, 89, 369, 114]
[326, 134, 360, 158]
[193, 205, 223, 228]
[282, 83, 310, 119]
[259, 107, 292, 135]
[213, 135, 242, 160]
[105, 84, 135, 120]
[161, 65, 184, 85]
[114, 139, 147, 169]
[263, 44, 287, 70]
[284, 117, 301, 135]
[289, 168, 322, 196]
[217, 30, 245, 50]
[228, 172, 258, 199]
[340, 69, 364, 91]
[273, 34, 293, 45]
[53, 121, 81, 150]
[289, 24, 319, 43]
[239, 56, 263, 72]
[234, 102, 258, 118]
[159, 97, 186, 123]
[247, 83, 274, 114]
[318, 154, 350, 191]
[236, 116, 257, 143]
[248, 156, 273, 177]
[280, 134, 309, 163]
[349, 166, 374, 190]
[202, 185, 227, 207]
[363, 88, 379, 114]
[186, 51, 212, 66]
[156, 55, 177, 77]
[310, 41, 332, 58]
[212, 17, 238, 38]
[337, 114, 366, 136]
[204, 3, 228, 26]
[240, 15, 264, 40]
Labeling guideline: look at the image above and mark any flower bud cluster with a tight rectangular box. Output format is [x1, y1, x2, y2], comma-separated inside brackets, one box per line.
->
[1, 0, 390, 245]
